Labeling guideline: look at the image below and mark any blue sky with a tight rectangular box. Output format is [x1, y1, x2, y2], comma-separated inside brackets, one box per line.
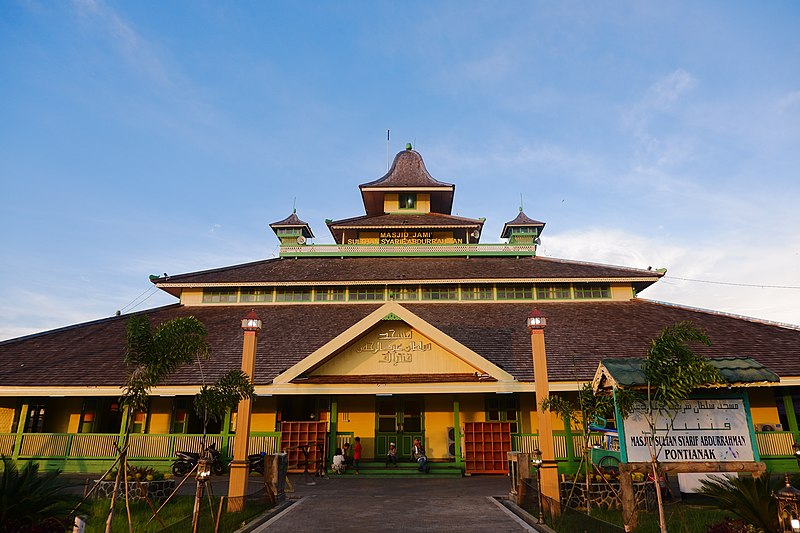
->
[2, 1, 799, 340]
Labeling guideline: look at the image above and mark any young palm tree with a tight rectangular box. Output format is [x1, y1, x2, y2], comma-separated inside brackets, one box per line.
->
[1, 456, 75, 532]
[106, 314, 210, 533]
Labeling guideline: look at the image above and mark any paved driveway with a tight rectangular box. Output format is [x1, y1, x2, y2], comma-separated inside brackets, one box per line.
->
[256, 475, 533, 533]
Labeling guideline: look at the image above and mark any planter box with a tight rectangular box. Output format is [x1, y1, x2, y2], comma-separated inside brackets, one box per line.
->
[94, 479, 176, 502]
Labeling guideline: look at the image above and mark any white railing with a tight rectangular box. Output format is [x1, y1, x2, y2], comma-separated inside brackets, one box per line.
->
[755, 431, 796, 457]
[0, 434, 16, 456]
[279, 243, 537, 256]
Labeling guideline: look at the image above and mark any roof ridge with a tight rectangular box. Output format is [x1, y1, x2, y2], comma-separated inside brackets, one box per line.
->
[535, 255, 661, 276]
[0, 303, 184, 346]
[156, 256, 283, 282]
[637, 298, 800, 331]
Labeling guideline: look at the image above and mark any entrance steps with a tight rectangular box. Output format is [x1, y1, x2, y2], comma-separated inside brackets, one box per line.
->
[335, 461, 463, 478]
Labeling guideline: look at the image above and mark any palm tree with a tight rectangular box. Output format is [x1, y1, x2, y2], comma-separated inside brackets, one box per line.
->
[1, 456, 75, 532]
[697, 474, 778, 533]
[106, 314, 210, 533]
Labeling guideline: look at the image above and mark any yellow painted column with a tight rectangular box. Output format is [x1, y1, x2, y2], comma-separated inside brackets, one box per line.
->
[227, 311, 260, 512]
[529, 313, 561, 511]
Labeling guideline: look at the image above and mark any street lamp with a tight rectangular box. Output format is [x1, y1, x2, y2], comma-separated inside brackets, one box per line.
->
[775, 474, 800, 532]
[228, 310, 261, 512]
[527, 308, 547, 331]
[531, 448, 544, 523]
[192, 458, 212, 533]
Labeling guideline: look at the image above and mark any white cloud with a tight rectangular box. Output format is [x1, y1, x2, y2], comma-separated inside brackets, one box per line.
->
[72, 0, 173, 87]
[778, 90, 800, 109]
[541, 227, 800, 326]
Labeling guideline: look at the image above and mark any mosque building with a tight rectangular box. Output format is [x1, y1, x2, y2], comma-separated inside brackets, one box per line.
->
[1, 147, 798, 475]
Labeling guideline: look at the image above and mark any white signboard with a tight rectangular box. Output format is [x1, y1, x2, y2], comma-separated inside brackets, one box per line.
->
[623, 398, 754, 463]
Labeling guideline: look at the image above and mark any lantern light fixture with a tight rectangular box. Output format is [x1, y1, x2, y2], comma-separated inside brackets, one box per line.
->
[241, 309, 262, 332]
[527, 309, 547, 331]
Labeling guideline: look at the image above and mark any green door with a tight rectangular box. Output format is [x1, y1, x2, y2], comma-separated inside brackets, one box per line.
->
[375, 396, 424, 458]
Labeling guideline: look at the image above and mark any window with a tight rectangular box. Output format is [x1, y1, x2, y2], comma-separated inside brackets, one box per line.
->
[202, 288, 238, 303]
[399, 193, 416, 209]
[79, 399, 97, 433]
[421, 285, 458, 300]
[496, 284, 533, 300]
[388, 286, 419, 301]
[573, 283, 611, 299]
[241, 287, 273, 302]
[486, 395, 518, 434]
[275, 287, 312, 302]
[24, 403, 46, 433]
[349, 287, 385, 301]
[315, 286, 347, 302]
[536, 284, 571, 300]
[171, 398, 188, 434]
[461, 285, 494, 300]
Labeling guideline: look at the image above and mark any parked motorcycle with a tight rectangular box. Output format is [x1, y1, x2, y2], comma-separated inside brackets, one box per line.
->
[171, 443, 224, 477]
[247, 451, 266, 475]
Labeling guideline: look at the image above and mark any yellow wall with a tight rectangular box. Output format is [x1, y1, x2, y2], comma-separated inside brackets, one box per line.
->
[46, 397, 82, 433]
[383, 193, 431, 213]
[458, 395, 485, 424]
[610, 283, 635, 300]
[181, 289, 203, 306]
[0, 398, 16, 433]
[424, 394, 455, 459]
[355, 231, 380, 244]
[148, 397, 174, 434]
[252, 396, 278, 432]
[749, 389, 781, 428]
[337, 395, 377, 458]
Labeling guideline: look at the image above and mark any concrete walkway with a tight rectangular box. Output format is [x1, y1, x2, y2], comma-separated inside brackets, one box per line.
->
[256, 475, 534, 533]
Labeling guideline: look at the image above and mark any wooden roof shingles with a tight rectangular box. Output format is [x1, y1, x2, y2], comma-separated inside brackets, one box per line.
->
[2, 300, 799, 389]
[154, 256, 661, 286]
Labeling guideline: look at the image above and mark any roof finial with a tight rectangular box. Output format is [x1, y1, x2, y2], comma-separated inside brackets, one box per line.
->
[520, 193, 524, 212]
[292, 197, 296, 214]
[405, 142, 412, 150]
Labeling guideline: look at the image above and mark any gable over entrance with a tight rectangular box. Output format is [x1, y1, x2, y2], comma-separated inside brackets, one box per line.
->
[273, 302, 515, 386]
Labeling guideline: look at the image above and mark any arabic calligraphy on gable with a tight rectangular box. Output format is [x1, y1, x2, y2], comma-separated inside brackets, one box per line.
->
[623, 398, 754, 463]
[310, 323, 476, 376]
[355, 329, 432, 366]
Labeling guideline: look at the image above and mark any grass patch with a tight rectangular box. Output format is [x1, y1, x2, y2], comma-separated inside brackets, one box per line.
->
[72, 495, 272, 532]
[548, 504, 734, 533]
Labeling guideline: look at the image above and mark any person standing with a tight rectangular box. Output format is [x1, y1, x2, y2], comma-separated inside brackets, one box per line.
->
[342, 442, 352, 466]
[353, 436, 362, 474]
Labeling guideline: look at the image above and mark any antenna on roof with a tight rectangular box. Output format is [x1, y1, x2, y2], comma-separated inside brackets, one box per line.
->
[386, 129, 390, 171]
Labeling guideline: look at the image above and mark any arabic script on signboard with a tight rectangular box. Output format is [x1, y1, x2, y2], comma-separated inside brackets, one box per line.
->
[623, 398, 754, 463]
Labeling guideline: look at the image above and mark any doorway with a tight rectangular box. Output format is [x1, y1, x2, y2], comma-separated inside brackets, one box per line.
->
[375, 396, 424, 458]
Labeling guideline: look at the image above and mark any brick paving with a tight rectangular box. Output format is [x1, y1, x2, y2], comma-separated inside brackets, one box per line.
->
[256, 475, 533, 533]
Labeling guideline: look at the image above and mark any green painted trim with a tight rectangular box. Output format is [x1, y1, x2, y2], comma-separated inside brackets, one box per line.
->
[12, 399, 28, 461]
[563, 413, 577, 467]
[220, 408, 232, 459]
[783, 390, 799, 435]
[381, 313, 403, 321]
[280, 250, 537, 258]
[613, 388, 628, 463]
[118, 405, 130, 450]
[742, 390, 761, 462]
[453, 397, 462, 468]
[328, 398, 338, 464]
